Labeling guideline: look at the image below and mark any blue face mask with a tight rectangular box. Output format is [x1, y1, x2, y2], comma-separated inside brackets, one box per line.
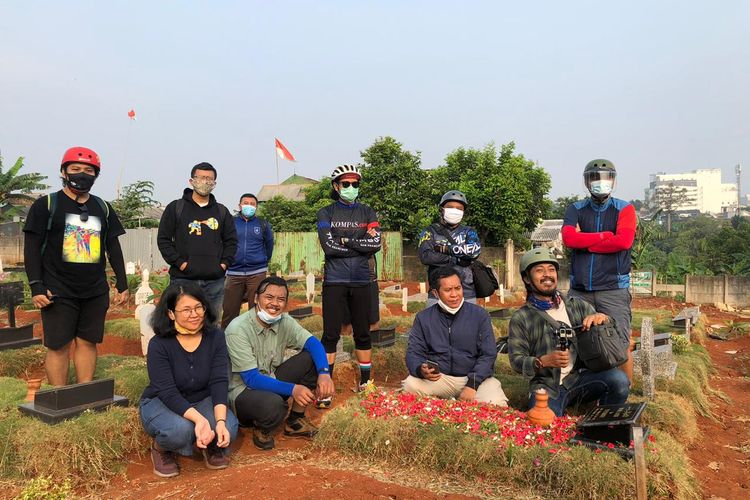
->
[589, 180, 613, 196]
[339, 186, 359, 203]
[241, 205, 256, 218]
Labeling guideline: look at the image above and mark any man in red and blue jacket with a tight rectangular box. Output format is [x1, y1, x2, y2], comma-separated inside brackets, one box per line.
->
[562, 159, 636, 381]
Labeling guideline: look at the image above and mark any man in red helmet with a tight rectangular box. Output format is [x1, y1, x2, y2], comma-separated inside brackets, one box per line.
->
[23, 146, 129, 386]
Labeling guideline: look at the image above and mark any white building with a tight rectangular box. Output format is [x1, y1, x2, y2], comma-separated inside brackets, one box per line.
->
[645, 168, 738, 216]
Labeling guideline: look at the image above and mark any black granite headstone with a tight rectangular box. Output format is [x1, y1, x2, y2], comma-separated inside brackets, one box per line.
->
[488, 308, 512, 319]
[18, 378, 128, 424]
[371, 327, 396, 347]
[289, 305, 313, 320]
[570, 402, 649, 457]
[0, 282, 41, 350]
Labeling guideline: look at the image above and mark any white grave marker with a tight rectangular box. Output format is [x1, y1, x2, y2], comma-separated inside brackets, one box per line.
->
[135, 269, 154, 306]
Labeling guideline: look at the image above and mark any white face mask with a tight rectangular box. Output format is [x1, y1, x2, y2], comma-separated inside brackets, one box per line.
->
[443, 207, 464, 225]
[256, 306, 282, 324]
[437, 298, 464, 315]
[589, 180, 613, 196]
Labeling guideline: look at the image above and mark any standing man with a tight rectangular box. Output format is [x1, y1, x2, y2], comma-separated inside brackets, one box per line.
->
[418, 190, 481, 306]
[157, 162, 237, 318]
[562, 159, 637, 381]
[24, 146, 129, 386]
[221, 193, 274, 328]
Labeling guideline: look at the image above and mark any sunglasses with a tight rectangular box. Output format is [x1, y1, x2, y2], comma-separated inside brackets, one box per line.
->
[339, 181, 360, 188]
[78, 203, 89, 222]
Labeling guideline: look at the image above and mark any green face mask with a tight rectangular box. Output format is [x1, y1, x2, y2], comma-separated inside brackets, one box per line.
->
[339, 186, 359, 202]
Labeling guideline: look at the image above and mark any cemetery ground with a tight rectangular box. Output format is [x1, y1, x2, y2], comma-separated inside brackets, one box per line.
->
[0, 280, 748, 499]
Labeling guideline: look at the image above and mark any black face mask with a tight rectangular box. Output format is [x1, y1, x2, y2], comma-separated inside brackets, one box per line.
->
[64, 172, 96, 193]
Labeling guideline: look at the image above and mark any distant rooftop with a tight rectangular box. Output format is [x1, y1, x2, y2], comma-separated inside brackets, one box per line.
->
[258, 174, 320, 202]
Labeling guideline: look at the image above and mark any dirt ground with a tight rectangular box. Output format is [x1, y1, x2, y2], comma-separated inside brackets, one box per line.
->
[3, 296, 750, 498]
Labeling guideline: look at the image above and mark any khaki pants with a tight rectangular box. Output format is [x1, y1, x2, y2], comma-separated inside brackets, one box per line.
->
[402, 374, 508, 406]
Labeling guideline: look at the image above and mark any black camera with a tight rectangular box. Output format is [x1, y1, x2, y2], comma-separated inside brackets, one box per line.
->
[556, 324, 575, 351]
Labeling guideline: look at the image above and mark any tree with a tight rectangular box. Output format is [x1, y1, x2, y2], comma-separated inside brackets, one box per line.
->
[257, 195, 318, 232]
[358, 137, 432, 240]
[0, 154, 48, 221]
[650, 182, 688, 233]
[548, 195, 582, 219]
[432, 142, 551, 245]
[110, 180, 159, 228]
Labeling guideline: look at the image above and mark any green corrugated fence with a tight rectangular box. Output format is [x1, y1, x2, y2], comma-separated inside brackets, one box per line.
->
[269, 231, 403, 280]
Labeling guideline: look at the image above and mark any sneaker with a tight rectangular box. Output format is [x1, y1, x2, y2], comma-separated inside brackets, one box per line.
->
[202, 446, 230, 470]
[284, 416, 319, 438]
[150, 442, 179, 478]
[252, 428, 275, 450]
[315, 397, 332, 409]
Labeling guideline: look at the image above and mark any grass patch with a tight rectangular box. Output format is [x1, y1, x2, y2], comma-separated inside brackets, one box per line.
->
[104, 318, 140, 340]
[656, 345, 714, 417]
[638, 393, 698, 445]
[372, 339, 408, 382]
[632, 308, 677, 334]
[0, 346, 45, 378]
[406, 301, 425, 313]
[298, 314, 323, 334]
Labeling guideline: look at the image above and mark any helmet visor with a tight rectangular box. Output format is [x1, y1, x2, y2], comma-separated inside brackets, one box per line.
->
[584, 170, 616, 192]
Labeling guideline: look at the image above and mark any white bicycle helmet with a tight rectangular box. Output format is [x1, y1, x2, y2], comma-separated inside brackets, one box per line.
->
[330, 164, 361, 181]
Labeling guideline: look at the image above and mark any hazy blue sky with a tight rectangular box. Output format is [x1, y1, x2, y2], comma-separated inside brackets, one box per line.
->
[2, 1, 748, 206]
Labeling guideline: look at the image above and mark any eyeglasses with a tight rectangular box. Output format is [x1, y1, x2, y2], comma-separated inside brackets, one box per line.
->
[340, 181, 360, 188]
[192, 176, 216, 184]
[173, 304, 206, 316]
[78, 203, 89, 222]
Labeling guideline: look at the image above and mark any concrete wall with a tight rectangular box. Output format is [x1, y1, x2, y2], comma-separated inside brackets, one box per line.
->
[685, 275, 750, 307]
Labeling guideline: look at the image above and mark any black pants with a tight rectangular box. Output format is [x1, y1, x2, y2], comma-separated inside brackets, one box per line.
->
[233, 351, 318, 432]
[322, 283, 371, 352]
[40, 293, 109, 350]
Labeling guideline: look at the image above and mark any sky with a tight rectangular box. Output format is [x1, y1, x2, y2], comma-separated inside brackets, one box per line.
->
[1, 1, 749, 206]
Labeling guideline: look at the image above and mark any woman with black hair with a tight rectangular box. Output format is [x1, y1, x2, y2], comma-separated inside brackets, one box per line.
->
[139, 283, 239, 478]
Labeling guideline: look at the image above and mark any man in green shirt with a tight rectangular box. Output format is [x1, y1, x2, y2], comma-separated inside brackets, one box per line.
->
[225, 276, 335, 450]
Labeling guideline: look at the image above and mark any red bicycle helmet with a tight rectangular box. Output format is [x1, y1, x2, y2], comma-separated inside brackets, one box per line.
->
[60, 146, 101, 170]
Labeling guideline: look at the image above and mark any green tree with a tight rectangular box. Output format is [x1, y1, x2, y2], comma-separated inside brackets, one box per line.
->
[650, 182, 688, 233]
[358, 136, 432, 240]
[110, 180, 159, 228]
[548, 195, 582, 219]
[257, 195, 318, 232]
[0, 155, 48, 221]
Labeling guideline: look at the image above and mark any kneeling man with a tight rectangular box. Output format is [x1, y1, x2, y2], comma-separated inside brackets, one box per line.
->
[508, 248, 629, 416]
[225, 276, 335, 450]
[404, 266, 508, 405]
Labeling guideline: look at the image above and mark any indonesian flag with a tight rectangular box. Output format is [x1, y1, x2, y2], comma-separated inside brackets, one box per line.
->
[127, 109, 137, 121]
[275, 138, 296, 161]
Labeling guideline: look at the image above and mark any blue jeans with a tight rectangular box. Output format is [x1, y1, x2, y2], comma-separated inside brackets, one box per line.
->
[169, 277, 225, 321]
[528, 368, 630, 417]
[139, 396, 239, 456]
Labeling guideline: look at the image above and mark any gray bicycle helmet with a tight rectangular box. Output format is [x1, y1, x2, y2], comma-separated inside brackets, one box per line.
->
[439, 190, 468, 207]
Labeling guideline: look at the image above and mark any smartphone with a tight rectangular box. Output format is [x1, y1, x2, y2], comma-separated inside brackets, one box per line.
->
[424, 360, 440, 373]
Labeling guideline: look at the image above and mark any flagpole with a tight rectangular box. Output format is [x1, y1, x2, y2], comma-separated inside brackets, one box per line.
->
[275, 146, 279, 187]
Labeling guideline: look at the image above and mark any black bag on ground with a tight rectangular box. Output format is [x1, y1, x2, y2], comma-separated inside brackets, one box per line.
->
[470, 260, 499, 298]
[575, 321, 628, 372]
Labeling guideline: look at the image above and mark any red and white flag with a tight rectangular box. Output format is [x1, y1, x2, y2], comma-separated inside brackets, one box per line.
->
[275, 138, 296, 161]
[127, 109, 137, 121]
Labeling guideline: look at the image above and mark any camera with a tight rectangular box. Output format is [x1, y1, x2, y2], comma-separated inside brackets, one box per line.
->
[557, 325, 574, 351]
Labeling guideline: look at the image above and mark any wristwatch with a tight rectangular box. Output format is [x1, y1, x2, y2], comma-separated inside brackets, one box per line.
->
[533, 357, 544, 371]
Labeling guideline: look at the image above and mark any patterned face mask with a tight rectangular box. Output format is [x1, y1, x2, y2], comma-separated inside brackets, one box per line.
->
[191, 178, 215, 196]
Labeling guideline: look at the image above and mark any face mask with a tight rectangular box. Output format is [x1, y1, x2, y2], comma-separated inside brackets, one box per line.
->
[589, 180, 613, 196]
[65, 172, 96, 193]
[192, 179, 215, 197]
[437, 298, 464, 315]
[257, 306, 282, 325]
[442, 207, 464, 225]
[174, 320, 204, 335]
[339, 186, 359, 203]
[241, 205, 256, 218]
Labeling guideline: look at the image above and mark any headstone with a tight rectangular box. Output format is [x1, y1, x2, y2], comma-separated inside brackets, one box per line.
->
[0, 256, 4, 273]
[672, 306, 700, 328]
[640, 318, 656, 399]
[407, 292, 428, 302]
[135, 269, 154, 306]
[401, 288, 408, 312]
[570, 402, 649, 457]
[499, 285, 505, 304]
[371, 327, 396, 348]
[383, 284, 402, 296]
[136, 303, 157, 356]
[289, 305, 313, 320]
[18, 378, 129, 424]
[306, 272, 316, 304]
[334, 338, 350, 363]
[125, 261, 136, 275]
[633, 320, 678, 381]
[488, 308, 512, 319]
[0, 281, 41, 351]
[419, 282, 426, 294]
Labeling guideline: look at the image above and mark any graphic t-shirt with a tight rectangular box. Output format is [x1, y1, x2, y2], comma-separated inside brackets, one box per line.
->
[24, 191, 125, 298]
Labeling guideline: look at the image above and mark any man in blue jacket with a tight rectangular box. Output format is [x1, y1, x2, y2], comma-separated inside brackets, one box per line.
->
[221, 193, 274, 328]
[404, 266, 507, 405]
